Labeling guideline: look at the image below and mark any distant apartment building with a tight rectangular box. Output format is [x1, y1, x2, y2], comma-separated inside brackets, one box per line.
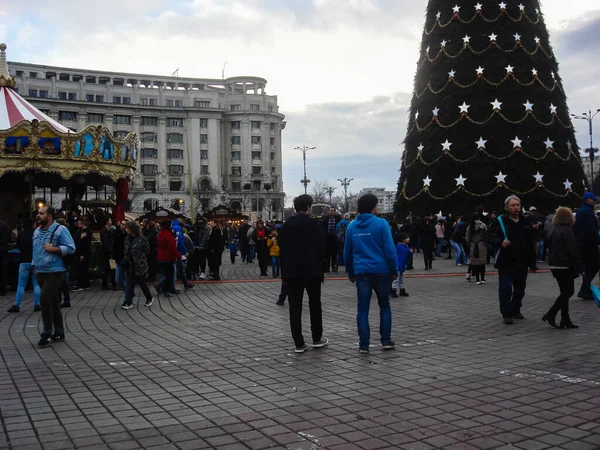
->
[9, 61, 286, 218]
[358, 187, 396, 214]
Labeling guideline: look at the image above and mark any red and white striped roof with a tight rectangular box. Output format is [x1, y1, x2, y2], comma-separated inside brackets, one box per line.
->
[0, 86, 70, 133]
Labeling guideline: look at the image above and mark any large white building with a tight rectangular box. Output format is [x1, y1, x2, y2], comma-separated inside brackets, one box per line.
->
[358, 187, 397, 214]
[8, 61, 286, 219]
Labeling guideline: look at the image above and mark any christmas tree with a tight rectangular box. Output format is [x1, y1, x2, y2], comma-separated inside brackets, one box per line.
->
[395, 0, 585, 216]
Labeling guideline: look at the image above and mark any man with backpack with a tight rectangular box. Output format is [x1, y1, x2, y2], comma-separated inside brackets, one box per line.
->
[336, 213, 351, 268]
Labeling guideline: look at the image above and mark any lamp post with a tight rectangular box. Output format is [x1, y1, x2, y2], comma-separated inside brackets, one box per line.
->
[325, 186, 337, 204]
[294, 145, 315, 194]
[572, 109, 600, 191]
[337, 177, 354, 213]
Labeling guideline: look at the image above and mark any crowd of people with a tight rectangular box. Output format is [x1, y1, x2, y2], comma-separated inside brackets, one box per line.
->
[0, 190, 597, 351]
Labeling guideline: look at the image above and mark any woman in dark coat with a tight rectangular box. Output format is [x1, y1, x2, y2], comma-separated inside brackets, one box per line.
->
[122, 221, 154, 309]
[252, 220, 270, 276]
[544, 207, 584, 328]
[419, 215, 436, 270]
[207, 221, 225, 280]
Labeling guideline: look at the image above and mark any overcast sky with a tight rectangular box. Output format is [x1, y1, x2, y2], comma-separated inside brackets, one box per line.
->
[2, 0, 599, 200]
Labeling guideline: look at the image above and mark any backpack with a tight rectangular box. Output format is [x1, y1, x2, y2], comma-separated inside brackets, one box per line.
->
[336, 222, 348, 243]
[50, 225, 77, 267]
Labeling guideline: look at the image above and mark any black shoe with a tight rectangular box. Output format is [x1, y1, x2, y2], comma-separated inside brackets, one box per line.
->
[382, 341, 396, 351]
[580, 291, 593, 301]
[428, 264, 433, 270]
[560, 316, 579, 329]
[184, 285, 194, 291]
[276, 300, 285, 305]
[52, 333, 65, 342]
[399, 289, 409, 297]
[424, 267, 428, 271]
[513, 312, 525, 320]
[34, 305, 41, 312]
[38, 335, 53, 348]
[60, 303, 71, 308]
[7, 305, 19, 313]
[390, 290, 398, 298]
[260, 273, 268, 277]
[503, 316, 514, 325]
[542, 311, 559, 328]
[171, 289, 181, 294]
[295, 344, 308, 353]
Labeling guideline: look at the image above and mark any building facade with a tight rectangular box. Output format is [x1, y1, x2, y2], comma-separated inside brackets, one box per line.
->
[8, 62, 286, 219]
[358, 187, 396, 214]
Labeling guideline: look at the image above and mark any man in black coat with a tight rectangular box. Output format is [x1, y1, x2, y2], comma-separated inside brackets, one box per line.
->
[321, 207, 341, 272]
[238, 220, 251, 263]
[279, 195, 328, 353]
[419, 214, 436, 270]
[489, 195, 537, 324]
[72, 218, 92, 291]
[573, 192, 599, 300]
[0, 218, 11, 296]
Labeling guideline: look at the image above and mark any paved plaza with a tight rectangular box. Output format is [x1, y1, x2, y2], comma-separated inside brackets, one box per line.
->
[1, 258, 600, 450]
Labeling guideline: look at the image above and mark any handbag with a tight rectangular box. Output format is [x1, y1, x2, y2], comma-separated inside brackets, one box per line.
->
[109, 259, 117, 271]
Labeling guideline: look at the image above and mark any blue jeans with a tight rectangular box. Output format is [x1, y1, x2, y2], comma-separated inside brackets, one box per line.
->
[115, 263, 126, 289]
[248, 245, 255, 263]
[435, 238, 445, 256]
[176, 260, 190, 287]
[537, 239, 545, 261]
[450, 240, 467, 265]
[271, 256, 280, 276]
[355, 274, 393, 350]
[498, 265, 528, 317]
[14, 263, 40, 306]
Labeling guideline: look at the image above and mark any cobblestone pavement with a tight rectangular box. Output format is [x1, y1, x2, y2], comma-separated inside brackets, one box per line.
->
[1, 267, 600, 450]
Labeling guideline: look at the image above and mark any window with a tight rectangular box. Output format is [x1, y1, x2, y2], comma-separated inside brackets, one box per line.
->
[141, 116, 158, 126]
[174, 100, 183, 107]
[39, 109, 50, 115]
[250, 104, 260, 111]
[253, 180, 261, 191]
[114, 131, 129, 139]
[68, 92, 77, 101]
[16, 70, 23, 76]
[268, 106, 273, 112]
[143, 180, 156, 192]
[271, 166, 276, 175]
[113, 96, 121, 104]
[200, 134, 208, 144]
[114, 115, 131, 125]
[149, 98, 157, 106]
[85, 94, 94, 102]
[232, 181, 241, 191]
[199, 118, 208, 128]
[201, 150, 208, 159]
[231, 136, 241, 145]
[141, 164, 158, 175]
[251, 136, 261, 144]
[141, 132, 157, 142]
[200, 165, 209, 175]
[270, 152, 276, 161]
[28, 89, 37, 97]
[122, 97, 131, 105]
[87, 113, 104, 123]
[141, 148, 157, 158]
[58, 111, 77, 121]
[230, 104, 241, 111]
[170, 181, 182, 191]
[167, 118, 183, 127]
[30, 72, 38, 78]
[59, 74, 70, 81]
[270, 137, 275, 146]
[140, 98, 148, 106]
[270, 123, 276, 131]
[167, 133, 183, 143]
[58, 91, 67, 100]
[252, 151, 261, 160]
[95, 94, 104, 102]
[231, 121, 240, 130]
[39, 90, 48, 99]
[168, 149, 183, 159]
[195, 101, 211, 108]
[231, 167, 241, 176]
[252, 166, 262, 175]
[168, 165, 184, 175]
[166, 99, 174, 107]
[231, 151, 241, 161]
[251, 121, 261, 129]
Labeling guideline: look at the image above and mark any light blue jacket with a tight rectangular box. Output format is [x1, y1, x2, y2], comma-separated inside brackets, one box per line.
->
[32, 222, 76, 273]
[344, 213, 397, 277]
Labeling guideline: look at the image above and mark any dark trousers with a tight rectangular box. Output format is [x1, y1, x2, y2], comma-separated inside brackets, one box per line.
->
[422, 246, 433, 268]
[580, 259, 599, 295]
[498, 265, 528, 317]
[125, 274, 152, 305]
[0, 250, 7, 295]
[101, 256, 116, 288]
[37, 272, 66, 336]
[76, 256, 90, 288]
[257, 246, 269, 275]
[230, 252, 236, 264]
[550, 269, 575, 317]
[197, 249, 208, 274]
[147, 252, 158, 282]
[158, 261, 175, 293]
[57, 271, 71, 305]
[325, 236, 338, 271]
[278, 282, 288, 303]
[240, 243, 249, 262]
[472, 265, 485, 282]
[287, 278, 323, 348]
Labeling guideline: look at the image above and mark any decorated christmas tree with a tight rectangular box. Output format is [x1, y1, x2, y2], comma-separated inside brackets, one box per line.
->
[395, 0, 585, 216]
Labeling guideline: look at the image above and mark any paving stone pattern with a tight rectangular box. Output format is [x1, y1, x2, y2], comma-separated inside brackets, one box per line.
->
[1, 259, 600, 449]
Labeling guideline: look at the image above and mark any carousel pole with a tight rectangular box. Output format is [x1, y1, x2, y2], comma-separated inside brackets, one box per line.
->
[185, 121, 195, 217]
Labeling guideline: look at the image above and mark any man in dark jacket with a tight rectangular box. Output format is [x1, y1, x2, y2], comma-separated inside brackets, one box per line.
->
[100, 218, 116, 290]
[322, 207, 341, 272]
[489, 195, 537, 324]
[279, 195, 328, 353]
[573, 192, 599, 300]
[0, 218, 11, 296]
[419, 214, 436, 270]
[193, 215, 211, 279]
[238, 220, 251, 263]
[72, 218, 92, 291]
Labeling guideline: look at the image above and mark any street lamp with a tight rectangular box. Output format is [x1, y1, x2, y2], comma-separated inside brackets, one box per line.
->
[337, 177, 354, 213]
[294, 145, 315, 194]
[572, 109, 600, 191]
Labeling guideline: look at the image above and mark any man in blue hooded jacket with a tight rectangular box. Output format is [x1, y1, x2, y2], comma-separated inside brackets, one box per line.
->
[344, 194, 397, 354]
[574, 192, 599, 300]
[171, 218, 193, 291]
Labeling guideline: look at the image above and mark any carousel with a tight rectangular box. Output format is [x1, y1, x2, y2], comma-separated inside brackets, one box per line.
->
[0, 43, 138, 227]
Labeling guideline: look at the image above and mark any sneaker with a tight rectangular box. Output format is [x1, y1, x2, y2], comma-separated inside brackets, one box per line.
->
[476, 281, 482, 285]
[199, 273, 207, 280]
[312, 337, 329, 348]
[52, 333, 65, 342]
[503, 316, 514, 325]
[359, 348, 369, 354]
[38, 335, 53, 348]
[145, 298, 154, 307]
[60, 303, 71, 308]
[276, 300, 285, 306]
[33, 305, 41, 312]
[82, 287, 91, 291]
[7, 305, 20, 313]
[466, 275, 472, 282]
[121, 304, 134, 310]
[295, 344, 308, 353]
[382, 341, 396, 351]
[71, 287, 84, 292]
[481, 280, 487, 284]
[513, 312, 525, 320]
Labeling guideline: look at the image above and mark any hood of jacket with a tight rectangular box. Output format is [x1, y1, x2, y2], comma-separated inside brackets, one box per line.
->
[351, 213, 378, 229]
